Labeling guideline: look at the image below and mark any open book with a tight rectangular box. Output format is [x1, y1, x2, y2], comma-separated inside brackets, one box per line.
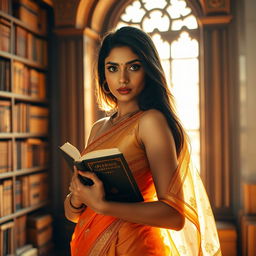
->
[59, 142, 144, 202]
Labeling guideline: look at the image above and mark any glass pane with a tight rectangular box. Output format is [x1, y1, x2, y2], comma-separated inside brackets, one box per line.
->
[171, 59, 199, 130]
[152, 34, 170, 59]
[121, 1, 145, 23]
[183, 15, 198, 29]
[171, 20, 184, 31]
[171, 32, 198, 58]
[171, 59, 199, 84]
[142, 10, 170, 32]
[151, 34, 171, 88]
[171, 15, 198, 30]
[166, 0, 191, 19]
[142, 0, 167, 10]
[161, 60, 171, 89]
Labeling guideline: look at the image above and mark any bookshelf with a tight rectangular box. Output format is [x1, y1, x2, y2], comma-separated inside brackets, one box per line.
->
[0, 0, 53, 255]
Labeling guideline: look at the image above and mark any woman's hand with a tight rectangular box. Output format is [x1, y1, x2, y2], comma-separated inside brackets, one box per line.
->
[69, 167, 106, 213]
[68, 167, 84, 208]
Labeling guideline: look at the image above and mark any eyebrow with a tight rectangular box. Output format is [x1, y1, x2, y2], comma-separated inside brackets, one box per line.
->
[105, 59, 142, 65]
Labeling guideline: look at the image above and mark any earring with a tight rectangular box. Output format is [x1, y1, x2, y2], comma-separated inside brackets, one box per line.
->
[102, 82, 111, 94]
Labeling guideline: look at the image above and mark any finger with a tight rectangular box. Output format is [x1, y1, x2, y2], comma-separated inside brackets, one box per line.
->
[78, 171, 102, 186]
[70, 177, 77, 188]
[70, 175, 80, 190]
[70, 180, 81, 195]
[71, 177, 81, 190]
[71, 170, 78, 183]
[71, 168, 81, 185]
[73, 166, 78, 175]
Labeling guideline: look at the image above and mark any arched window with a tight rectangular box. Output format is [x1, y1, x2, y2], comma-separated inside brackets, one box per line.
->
[116, 0, 200, 170]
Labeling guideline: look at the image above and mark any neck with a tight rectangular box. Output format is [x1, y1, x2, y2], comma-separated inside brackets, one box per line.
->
[115, 109, 140, 118]
[116, 103, 140, 118]
[110, 104, 140, 125]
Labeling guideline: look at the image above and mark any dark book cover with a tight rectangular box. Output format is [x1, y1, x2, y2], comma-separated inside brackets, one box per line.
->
[59, 144, 144, 203]
[75, 154, 144, 203]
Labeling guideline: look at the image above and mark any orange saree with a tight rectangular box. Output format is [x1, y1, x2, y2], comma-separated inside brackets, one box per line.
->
[70, 111, 221, 256]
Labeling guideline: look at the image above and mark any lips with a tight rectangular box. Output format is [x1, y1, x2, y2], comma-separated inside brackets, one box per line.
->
[117, 87, 131, 94]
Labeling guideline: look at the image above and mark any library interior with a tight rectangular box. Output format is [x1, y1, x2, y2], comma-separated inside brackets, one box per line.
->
[0, 0, 256, 255]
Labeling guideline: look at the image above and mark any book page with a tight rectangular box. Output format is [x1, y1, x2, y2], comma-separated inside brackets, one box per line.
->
[80, 148, 121, 161]
[59, 142, 81, 161]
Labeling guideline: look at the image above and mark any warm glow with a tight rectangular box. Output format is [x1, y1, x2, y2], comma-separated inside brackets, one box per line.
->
[170, 33, 200, 171]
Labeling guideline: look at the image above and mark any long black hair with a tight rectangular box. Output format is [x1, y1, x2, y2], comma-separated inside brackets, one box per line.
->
[96, 26, 186, 156]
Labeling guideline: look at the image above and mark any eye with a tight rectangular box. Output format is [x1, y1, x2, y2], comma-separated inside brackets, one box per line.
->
[106, 65, 118, 72]
[129, 64, 141, 71]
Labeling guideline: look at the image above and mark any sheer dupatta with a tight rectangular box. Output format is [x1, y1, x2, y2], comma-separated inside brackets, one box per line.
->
[159, 143, 222, 255]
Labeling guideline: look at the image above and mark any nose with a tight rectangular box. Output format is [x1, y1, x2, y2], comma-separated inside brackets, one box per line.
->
[119, 68, 129, 85]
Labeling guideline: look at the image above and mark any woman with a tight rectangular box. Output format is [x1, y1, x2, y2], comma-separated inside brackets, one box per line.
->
[65, 26, 221, 256]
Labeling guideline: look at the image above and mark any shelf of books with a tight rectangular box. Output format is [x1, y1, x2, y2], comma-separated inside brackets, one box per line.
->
[0, 0, 54, 255]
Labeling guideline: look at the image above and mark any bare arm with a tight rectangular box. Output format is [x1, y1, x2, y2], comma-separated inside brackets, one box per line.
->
[100, 200, 183, 230]
[77, 110, 185, 230]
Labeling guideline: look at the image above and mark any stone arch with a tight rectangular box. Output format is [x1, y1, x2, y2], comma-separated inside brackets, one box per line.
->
[54, 0, 231, 31]
[75, 0, 205, 33]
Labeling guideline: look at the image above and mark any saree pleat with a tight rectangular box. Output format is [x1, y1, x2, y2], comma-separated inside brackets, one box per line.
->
[70, 111, 221, 256]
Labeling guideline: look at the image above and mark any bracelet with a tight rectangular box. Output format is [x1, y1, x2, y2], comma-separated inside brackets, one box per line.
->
[69, 193, 85, 210]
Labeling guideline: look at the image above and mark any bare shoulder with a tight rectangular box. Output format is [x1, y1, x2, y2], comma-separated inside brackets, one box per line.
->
[138, 109, 175, 146]
[139, 109, 168, 128]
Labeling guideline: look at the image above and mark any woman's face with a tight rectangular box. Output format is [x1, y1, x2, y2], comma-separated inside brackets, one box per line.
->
[104, 46, 145, 105]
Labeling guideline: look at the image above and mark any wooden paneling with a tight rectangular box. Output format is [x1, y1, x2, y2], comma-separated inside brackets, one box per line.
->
[55, 34, 85, 202]
[199, 0, 231, 15]
[200, 24, 232, 218]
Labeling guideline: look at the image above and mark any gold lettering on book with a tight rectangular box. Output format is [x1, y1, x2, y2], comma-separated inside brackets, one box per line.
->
[88, 159, 122, 172]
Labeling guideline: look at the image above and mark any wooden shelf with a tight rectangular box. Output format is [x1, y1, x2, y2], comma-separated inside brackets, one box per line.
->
[0, 201, 49, 224]
[0, 166, 48, 179]
[0, 91, 48, 104]
[0, 10, 47, 37]
[0, 50, 48, 70]
[0, 91, 12, 98]
[0, 133, 48, 139]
